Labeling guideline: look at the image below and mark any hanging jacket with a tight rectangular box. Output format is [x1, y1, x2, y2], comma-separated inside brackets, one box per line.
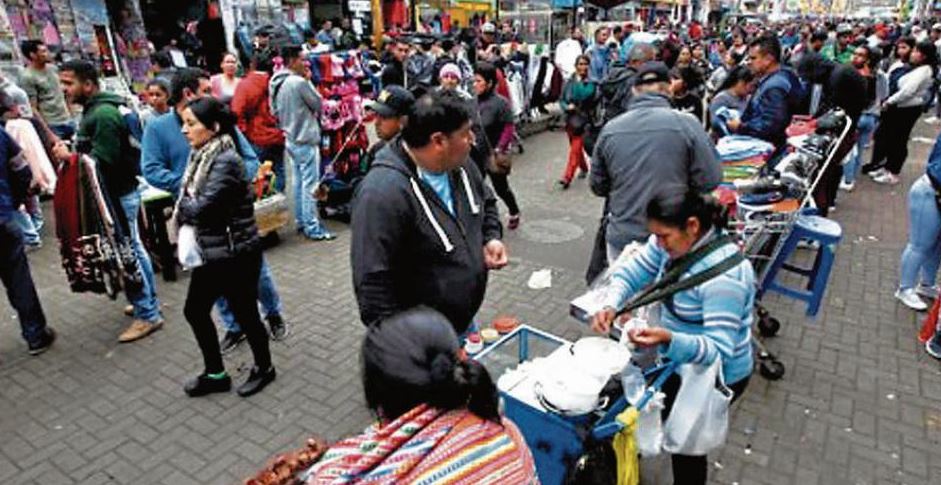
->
[231, 71, 284, 148]
[351, 138, 502, 333]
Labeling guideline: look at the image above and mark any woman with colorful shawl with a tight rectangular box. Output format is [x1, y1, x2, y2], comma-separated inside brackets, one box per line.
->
[247, 306, 539, 485]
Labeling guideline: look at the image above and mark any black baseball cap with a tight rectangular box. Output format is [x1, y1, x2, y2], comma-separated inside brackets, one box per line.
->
[365, 86, 415, 117]
[634, 61, 670, 86]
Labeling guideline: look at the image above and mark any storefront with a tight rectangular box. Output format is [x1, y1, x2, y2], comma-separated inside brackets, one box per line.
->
[2, 0, 151, 90]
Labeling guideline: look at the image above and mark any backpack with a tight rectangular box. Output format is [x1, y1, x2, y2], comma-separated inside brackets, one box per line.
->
[599, 64, 637, 124]
[406, 53, 436, 88]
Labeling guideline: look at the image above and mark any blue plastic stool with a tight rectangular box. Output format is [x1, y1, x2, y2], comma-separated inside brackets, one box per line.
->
[759, 215, 842, 317]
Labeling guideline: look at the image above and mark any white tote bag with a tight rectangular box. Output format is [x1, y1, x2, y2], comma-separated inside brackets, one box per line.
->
[176, 224, 204, 269]
[662, 359, 733, 456]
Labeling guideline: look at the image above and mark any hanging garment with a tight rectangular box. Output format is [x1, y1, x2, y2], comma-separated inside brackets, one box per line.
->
[3, 118, 56, 193]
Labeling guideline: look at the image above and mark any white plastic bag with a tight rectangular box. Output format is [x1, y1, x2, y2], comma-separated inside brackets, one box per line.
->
[177, 224, 204, 269]
[662, 359, 732, 456]
[636, 391, 665, 457]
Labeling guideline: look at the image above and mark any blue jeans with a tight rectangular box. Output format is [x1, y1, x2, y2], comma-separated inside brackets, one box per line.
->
[216, 255, 282, 333]
[48, 121, 75, 141]
[843, 113, 878, 184]
[900, 175, 941, 290]
[119, 191, 162, 323]
[12, 209, 40, 245]
[0, 218, 48, 346]
[287, 142, 329, 237]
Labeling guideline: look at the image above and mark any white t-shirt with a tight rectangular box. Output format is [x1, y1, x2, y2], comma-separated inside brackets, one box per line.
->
[554, 38, 583, 79]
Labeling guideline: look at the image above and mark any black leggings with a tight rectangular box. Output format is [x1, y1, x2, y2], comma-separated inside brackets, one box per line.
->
[488, 171, 520, 216]
[184, 251, 270, 374]
[870, 106, 923, 175]
[661, 373, 751, 485]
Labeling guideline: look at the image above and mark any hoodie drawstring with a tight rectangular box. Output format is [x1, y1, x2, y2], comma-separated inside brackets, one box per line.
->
[410, 177, 454, 253]
[459, 168, 479, 215]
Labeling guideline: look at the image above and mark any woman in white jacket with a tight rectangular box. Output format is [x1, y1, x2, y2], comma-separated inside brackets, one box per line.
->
[869, 41, 939, 185]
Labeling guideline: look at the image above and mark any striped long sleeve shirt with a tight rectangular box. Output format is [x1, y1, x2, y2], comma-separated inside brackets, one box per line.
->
[604, 233, 755, 385]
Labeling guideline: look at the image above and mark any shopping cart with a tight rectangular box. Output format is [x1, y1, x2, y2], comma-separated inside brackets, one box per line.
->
[728, 109, 853, 380]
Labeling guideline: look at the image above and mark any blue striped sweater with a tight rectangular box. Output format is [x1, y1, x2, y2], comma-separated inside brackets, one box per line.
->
[604, 233, 755, 385]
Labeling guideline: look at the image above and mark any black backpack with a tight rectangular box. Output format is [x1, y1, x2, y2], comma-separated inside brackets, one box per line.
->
[599, 64, 637, 124]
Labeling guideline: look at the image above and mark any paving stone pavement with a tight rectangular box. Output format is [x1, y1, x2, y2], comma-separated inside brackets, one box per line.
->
[2, 119, 941, 485]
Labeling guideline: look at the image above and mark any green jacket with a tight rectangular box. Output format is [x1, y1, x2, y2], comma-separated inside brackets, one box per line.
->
[76, 92, 138, 197]
[821, 44, 853, 64]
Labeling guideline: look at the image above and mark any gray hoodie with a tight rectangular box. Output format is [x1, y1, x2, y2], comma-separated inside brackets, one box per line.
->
[269, 70, 321, 146]
[590, 93, 721, 251]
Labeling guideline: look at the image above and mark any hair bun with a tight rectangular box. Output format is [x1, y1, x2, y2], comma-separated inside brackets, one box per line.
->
[429, 352, 456, 385]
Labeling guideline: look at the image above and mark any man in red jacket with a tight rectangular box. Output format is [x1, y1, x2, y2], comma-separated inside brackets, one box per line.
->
[231, 50, 286, 192]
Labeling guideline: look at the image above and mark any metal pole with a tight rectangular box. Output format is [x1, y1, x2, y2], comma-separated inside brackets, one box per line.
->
[371, 0, 384, 49]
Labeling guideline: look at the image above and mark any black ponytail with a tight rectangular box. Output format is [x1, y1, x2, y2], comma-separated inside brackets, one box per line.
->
[362, 306, 501, 423]
[185, 97, 246, 158]
[646, 186, 728, 233]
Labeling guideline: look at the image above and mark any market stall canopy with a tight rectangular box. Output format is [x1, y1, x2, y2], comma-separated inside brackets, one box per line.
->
[551, 0, 583, 8]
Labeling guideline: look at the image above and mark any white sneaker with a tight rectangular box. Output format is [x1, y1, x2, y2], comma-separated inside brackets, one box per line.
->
[916, 284, 940, 299]
[895, 288, 928, 311]
[873, 172, 899, 185]
[839, 180, 855, 192]
[925, 116, 941, 125]
[868, 168, 887, 179]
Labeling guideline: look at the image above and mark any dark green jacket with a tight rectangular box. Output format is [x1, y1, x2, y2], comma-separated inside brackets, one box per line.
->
[76, 92, 138, 197]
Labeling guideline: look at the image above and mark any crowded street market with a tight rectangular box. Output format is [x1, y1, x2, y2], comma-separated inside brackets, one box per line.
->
[2, 0, 941, 484]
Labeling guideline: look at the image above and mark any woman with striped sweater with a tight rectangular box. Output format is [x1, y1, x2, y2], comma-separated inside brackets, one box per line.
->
[592, 187, 755, 485]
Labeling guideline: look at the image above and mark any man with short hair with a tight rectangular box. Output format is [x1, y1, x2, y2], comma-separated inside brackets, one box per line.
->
[19, 40, 73, 140]
[598, 42, 657, 125]
[728, 36, 805, 149]
[590, 62, 721, 263]
[232, 50, 286, 192]
[380, 40, 408, 88]
[555, 28, 585, 79]
[53, 60, 164, 343]
[351, 92, 507, 334]
[822, 24, 854, 64]
[587, 27, 613, 82]
[270, 46, 334, 241]
[0, 125, 55, 355]
[141, 68, 288, 350]
[316, 20, 335, 49]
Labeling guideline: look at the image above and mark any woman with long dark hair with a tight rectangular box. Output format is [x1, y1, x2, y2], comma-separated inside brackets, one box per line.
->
[174, 97, 275, 398]
[708, 65, 754, 138]
[559, 54, 598, 188]
[474, 61, 522, 229]
[592, 187, 755, 485]
[867, 40, 939, 185]
[248, 307, 538, 484]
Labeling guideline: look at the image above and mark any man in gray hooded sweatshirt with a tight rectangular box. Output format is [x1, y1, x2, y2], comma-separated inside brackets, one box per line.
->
[590, 61, 721, 263]
[270, 45, 334, 241]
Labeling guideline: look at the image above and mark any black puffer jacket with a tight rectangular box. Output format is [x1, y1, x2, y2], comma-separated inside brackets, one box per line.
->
[176, 148, 260, 262]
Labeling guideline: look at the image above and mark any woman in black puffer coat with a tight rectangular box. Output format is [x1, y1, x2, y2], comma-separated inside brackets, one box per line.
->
[173, 97, 275, 398]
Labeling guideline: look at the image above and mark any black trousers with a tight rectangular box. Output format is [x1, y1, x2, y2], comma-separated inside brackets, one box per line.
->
[813, 130, 857, 217]
[870, 106, 923, 175]
[488, 171, 520, 216]
[661, 373, 751, 485]
[183, 250, 270, 374]
[0, 219, 47, 346]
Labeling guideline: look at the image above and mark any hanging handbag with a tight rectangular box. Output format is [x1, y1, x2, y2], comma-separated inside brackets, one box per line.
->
[662, 358, 733, 456]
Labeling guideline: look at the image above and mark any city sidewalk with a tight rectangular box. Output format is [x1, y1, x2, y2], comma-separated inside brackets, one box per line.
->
[1, 120, 940, 484]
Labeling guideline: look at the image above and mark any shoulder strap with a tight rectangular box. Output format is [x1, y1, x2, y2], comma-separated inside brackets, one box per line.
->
[618, 238, 742, 316]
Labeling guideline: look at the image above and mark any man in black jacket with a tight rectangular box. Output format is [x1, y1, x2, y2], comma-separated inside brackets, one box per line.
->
[351, 92, 507, 335]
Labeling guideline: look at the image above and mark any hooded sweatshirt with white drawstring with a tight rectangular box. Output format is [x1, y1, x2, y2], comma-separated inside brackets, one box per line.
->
[350, 136, 503, 333]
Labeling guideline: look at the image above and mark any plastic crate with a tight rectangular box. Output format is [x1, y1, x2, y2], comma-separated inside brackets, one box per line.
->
[474, 326, 594, 485]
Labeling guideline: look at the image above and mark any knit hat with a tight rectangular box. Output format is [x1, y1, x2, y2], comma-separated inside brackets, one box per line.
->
[439, 63, 461, 80]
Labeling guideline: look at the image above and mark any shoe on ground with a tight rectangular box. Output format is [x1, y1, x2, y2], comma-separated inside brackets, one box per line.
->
[926, 337, 941, 360]
[267, 315, 289, 341]
[508, 214, 521, 230]
[558, 180, 570, 190]
[24, 241, 41, 252]
[916, 283, 940, 299]
[839, 180, 855, 192]
[865, 167, 886, 178]
[895, 288, 928, 311]
[237, 366, 276, 397]
[184, 373, 232, 397]
[925, 116, 941, 125]
[118, 319, 163, 343]
[304, 231, 336, 242]
[123, 305, 134, 317]
[873, 172, 899, 185]
[220, 330, 246, 354]
[28, 327, 56, 356]
[577, 171, 588, 179]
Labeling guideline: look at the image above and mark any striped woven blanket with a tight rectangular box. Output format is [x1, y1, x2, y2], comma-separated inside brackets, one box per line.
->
[301, 404, 539, 484]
